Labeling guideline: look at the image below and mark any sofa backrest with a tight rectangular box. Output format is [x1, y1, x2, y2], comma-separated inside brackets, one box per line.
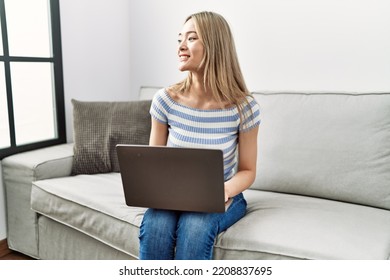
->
[252, 92, 390, 210]
[139, 86, 163, 100]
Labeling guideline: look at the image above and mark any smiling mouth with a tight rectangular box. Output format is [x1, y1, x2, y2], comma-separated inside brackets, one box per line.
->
[179, 55, 190, 61]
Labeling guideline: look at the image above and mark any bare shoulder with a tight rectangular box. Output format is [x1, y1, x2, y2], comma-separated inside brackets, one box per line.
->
[166, 86, 181, 103]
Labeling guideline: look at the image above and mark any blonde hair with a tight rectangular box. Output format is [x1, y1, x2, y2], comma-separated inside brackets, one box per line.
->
[171, 11, 251, 112]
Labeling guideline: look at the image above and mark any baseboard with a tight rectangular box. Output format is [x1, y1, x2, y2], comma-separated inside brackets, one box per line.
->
[0, 239, 11, 258]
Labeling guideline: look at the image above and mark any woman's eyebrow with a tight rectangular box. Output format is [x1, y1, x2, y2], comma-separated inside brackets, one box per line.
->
[178, 31, 197, 37]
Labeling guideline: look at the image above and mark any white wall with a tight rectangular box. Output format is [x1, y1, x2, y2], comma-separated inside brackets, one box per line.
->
[60, 0, 133, 142]
[129, 0, 390, 96]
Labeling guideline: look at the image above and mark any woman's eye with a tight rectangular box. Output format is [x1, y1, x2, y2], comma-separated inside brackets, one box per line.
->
[188, 37, 196, 42]
[178, 39, 182, 44]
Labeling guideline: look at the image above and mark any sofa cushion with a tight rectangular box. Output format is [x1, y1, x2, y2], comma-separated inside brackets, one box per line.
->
[214, 189, 390, 260]
[31, 173, 146, 258]
[31, 175, 390, 260]
[71, 99, 152, 175]
[252, 92, 390, 210]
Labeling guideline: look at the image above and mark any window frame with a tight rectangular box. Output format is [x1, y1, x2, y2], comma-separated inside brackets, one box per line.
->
[0, 0, 66, 159]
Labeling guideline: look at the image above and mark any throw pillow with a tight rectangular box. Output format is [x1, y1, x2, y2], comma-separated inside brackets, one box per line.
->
[71, 99, 152, 175]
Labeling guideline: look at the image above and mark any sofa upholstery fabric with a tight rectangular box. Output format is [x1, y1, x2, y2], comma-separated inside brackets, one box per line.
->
[31, 173, 145, 258]
[2, 143, 73, 258]
[3, 89, 390, 260]
[252, 93, 390, 210]
[38, 216, 134, 260]
[215, 190, 390, 260]
[31, 174, 390, 260]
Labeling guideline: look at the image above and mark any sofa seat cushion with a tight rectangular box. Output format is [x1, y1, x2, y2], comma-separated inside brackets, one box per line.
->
[31, 173, 146, 258]
[214, 189, 390, 260]
[31, 174, 390, 260]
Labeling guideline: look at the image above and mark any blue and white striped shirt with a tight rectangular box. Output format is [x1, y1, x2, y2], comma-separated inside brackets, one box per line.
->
[150, 89, 261, 181]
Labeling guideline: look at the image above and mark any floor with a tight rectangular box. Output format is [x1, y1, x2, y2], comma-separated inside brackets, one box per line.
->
[0, 251, 34, 260]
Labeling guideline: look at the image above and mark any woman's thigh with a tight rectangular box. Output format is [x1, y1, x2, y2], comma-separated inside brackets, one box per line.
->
[175, 193, 247, 259]
[139, 208, 180, 259]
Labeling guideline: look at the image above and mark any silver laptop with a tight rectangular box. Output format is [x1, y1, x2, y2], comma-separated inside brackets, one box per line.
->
[116, 144, 226, 213]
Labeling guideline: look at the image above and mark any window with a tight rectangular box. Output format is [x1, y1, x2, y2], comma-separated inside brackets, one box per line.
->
[0, 0, 65, 159]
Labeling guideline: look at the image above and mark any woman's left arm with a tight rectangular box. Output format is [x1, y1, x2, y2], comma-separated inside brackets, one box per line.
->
[224, 126, 259, 202]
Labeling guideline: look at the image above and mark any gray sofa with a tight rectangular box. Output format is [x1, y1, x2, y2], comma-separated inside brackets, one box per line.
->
[2, 88, 390, 260]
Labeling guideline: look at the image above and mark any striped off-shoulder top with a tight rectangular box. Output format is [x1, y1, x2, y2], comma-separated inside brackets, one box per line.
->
[150, 88, 261, 181]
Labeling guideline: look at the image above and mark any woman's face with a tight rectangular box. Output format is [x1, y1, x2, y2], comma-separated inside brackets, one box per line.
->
[177, 18, 204, 73]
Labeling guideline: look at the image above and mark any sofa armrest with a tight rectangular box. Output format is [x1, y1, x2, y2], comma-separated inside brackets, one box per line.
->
[2, 143, 74, 182]
[1, 143, 74, 258]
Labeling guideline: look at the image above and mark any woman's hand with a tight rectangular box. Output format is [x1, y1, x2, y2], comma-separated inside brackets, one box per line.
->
[224, 189, 230, 202]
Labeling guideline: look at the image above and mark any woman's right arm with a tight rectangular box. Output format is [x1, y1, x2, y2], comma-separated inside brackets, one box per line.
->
[149, 117, 168, 146]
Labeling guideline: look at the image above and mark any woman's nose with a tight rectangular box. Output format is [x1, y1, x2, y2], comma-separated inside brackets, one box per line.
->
[179, 41, 187, 51]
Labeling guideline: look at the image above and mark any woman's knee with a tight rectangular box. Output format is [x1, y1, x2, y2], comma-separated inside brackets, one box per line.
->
[178, 213, 218, 237]
[175, 213, 218, 259]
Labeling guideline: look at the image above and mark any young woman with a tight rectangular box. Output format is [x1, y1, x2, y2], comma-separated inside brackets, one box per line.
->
[139, 11, 260, 260]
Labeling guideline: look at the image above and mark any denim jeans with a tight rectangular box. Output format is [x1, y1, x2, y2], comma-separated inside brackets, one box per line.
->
[138, 193, 247, 260]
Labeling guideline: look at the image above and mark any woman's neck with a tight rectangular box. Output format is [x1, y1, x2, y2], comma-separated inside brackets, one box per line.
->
[189, 73, 213, 100]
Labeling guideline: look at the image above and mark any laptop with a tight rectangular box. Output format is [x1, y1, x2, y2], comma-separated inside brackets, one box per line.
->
[116, 144, 226, 213]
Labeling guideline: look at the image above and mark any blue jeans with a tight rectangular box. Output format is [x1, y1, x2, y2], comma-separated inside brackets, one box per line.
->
[138, 193, 247, 260]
